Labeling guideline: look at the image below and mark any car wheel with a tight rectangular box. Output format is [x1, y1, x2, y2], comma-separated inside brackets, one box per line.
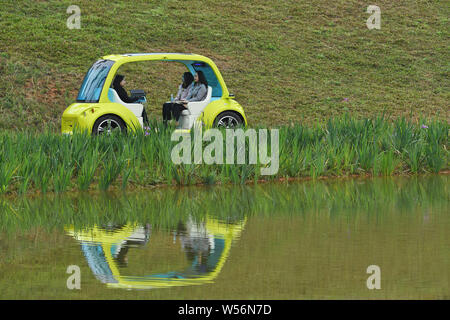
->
[214, 111, 243, 129]
[92, 115, 127, 135]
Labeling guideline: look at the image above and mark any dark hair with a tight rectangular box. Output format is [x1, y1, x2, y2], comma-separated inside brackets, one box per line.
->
[113, 74, 124, 88]
[196, 71, 208, 88]
[182, 72, 194, 89]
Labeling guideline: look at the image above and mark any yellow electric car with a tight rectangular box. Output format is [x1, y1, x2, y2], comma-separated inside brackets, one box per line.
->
[65, 216, 246, 289]
[61, 53, 247, 135]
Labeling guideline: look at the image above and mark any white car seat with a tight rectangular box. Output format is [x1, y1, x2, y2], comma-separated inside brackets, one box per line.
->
[108, 88, 144, 128]
[179, 86, 212, 130]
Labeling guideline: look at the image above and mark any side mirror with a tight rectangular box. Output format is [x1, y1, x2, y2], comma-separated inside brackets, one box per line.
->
[229, 93, 235, 99]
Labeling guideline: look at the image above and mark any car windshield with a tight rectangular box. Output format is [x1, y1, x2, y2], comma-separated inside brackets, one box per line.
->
[77, 59, 115, 103]
[192, 62, 222, 98]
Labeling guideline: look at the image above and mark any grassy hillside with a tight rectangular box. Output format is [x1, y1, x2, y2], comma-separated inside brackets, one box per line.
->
[0, 0, 448, 130]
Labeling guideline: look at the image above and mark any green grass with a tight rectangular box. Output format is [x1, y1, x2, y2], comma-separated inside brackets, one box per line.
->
[0, 0, 448, 130]
[0, 116, 447, 195]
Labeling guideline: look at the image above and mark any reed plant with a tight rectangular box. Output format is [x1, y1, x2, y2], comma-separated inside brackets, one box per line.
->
[0, 116, 447, 195]
[0, 162, 19, 194]
[98, 156, 125, 191]
[77, 150, 101, 191]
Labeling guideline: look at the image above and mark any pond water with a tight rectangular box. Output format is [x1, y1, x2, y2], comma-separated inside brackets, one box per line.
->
[0, 175, 448, 299]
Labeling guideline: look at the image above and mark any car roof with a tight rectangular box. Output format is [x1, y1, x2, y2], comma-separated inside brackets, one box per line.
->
[102, 52, 210, 63]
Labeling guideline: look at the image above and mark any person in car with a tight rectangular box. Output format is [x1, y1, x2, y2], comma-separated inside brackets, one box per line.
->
[182, 70, 208, 103]
[113, 74, 149, 125]
[162, 72, 194, 125]
[162, 71, 208, 126]
[113, 74, 140, 103]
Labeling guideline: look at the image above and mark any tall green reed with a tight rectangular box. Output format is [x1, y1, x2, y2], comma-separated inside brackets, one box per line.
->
[0, 116, 447, 195]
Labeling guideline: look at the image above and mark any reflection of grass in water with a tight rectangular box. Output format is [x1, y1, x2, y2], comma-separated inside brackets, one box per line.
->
[0, 175, 447, 235]
[0, 175, 449, 299]
[0, 116, 447, 195]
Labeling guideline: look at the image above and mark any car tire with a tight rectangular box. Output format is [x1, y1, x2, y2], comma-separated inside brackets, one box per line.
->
[92, 115, 127, 135]
[214, 111, 243, 129]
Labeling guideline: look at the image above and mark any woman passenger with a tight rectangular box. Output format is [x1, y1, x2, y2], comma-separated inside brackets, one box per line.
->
[113, 75, 140, 103]
[162, 71, 208, 126]
[113, 74, 149, 125]
[184, 70, 208, 103]
[162, 72, 194, 125]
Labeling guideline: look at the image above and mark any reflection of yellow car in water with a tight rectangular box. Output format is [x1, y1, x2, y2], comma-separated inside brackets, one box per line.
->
[65, 217, 245, 290]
